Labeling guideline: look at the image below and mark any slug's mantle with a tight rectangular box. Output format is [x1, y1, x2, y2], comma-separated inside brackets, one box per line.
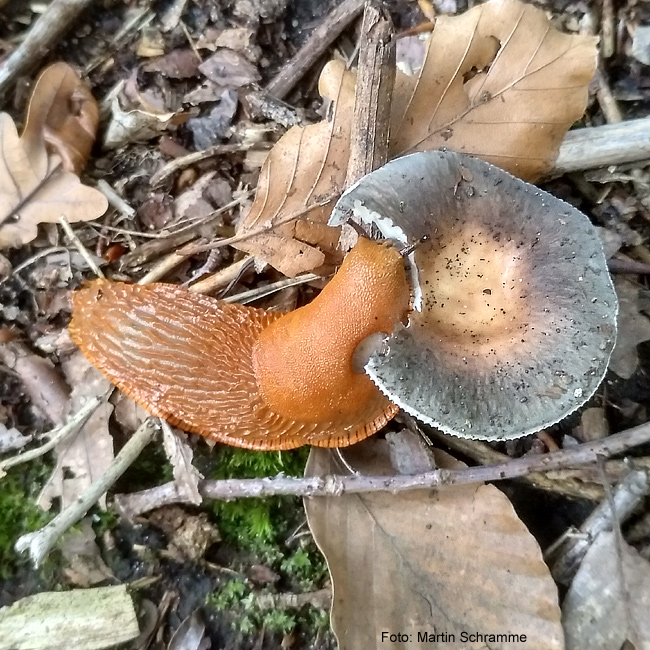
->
[329, 150, 618, 441]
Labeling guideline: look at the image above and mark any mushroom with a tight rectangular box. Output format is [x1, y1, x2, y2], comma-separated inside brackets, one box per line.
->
[329, 150, 618, 440]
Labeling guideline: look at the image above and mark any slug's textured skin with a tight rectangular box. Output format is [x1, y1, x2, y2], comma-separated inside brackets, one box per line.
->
[253, 237, 410, 445]
[69, 239, 410, 449]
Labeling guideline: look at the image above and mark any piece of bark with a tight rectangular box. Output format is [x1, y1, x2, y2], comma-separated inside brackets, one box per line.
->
[345, 1, 395, 187]
[552, 117, 650, 176]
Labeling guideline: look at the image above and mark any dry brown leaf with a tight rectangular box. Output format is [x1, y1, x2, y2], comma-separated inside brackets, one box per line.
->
[609, 277, 650, 379]
[233, 0, 596, 275]
[0, 341, 70, 425]
[562, 531, 650, 650]
[38, 353, 114, 511]
[0, 113, 107, 249]
[22, 62, 99, 175]
[390, 0, 597, 180]
[305, 439, 563, 650]
[233, 60, 355, 276]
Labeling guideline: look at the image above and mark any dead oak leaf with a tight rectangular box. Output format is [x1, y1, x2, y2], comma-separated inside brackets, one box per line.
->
[609, 277, 650, 379]
[390, 0, 598, 181]
[233, 60, 355, 277]
[0, 113, 107, 249]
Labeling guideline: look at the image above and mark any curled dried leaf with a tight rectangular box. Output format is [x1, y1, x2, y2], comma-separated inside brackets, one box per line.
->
[22, 62, 99, 175]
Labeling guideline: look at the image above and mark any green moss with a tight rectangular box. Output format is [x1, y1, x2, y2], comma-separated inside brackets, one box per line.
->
[0, 466, 52, 577]
[280, 547, 328, 590]
[207, 447, 331, 643]
[207, 575, 324, 638]
[209, 447, 308, 555]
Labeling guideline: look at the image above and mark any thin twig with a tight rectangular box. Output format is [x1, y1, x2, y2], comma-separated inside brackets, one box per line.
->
[266, 0, 366, 100]
[195, 421, 650, 501]
[150, 144, 271, 187]
[601, 0, 616, 59]
[59, 216, 105, 278]
[0, 397, 102, 476]
[223, 273, 322, 304]
[428, 427, 605, 501]
[15, 418, 159, 567]
[0, 0, 99, 101]
[188, 256, 254, 295]
[96, 180, 136, 218]
[184, 197, 336, 255]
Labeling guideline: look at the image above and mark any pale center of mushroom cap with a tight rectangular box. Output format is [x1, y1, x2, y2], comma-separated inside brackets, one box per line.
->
[417, 223, 533, 354]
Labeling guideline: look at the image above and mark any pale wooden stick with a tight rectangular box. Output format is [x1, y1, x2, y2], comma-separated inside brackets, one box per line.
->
[15, 419, 158, 566]
[552, 118, 650, 176]
[59, 216, 105, 278]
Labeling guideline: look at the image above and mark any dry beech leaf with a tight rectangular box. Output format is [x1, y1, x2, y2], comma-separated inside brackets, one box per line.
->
[390, 0, 597, 181]
[609, 277, 650, 379]
[233, 60, 355, 277]
[234, 0, 596, 275]
[22, 62, 99, 174]
[562, 531, 650, 650]
[304, 440, 563, 650]
[0, 113, 107, 249]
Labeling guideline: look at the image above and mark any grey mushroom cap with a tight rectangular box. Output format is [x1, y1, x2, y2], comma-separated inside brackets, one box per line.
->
[329, 150, 618, 440]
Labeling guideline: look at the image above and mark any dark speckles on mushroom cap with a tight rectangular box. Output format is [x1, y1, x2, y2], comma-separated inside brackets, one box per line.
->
[329, 150, 618, 440]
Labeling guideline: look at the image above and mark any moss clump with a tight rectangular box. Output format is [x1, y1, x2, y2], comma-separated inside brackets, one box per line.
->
[0, 466, 51, 577]
[207, 573, 329, 638]
[209, 447, 309, 555]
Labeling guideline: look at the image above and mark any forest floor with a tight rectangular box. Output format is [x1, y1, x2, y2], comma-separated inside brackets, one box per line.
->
[1, 0, 650, 649]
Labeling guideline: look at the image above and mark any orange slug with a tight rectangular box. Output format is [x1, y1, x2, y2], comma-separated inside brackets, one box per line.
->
[69, 237, 411, 450]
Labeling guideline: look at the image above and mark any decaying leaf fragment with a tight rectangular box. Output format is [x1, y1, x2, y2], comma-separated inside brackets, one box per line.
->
[22, 62, 99, 175]
[609, 277, 650, 379]
[305, 440, 564, 650]
[233, 60, 355, 277]
[234, 0, 596, 275]
[390, 0, 597, 181]
[562, 531, 650, 650]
